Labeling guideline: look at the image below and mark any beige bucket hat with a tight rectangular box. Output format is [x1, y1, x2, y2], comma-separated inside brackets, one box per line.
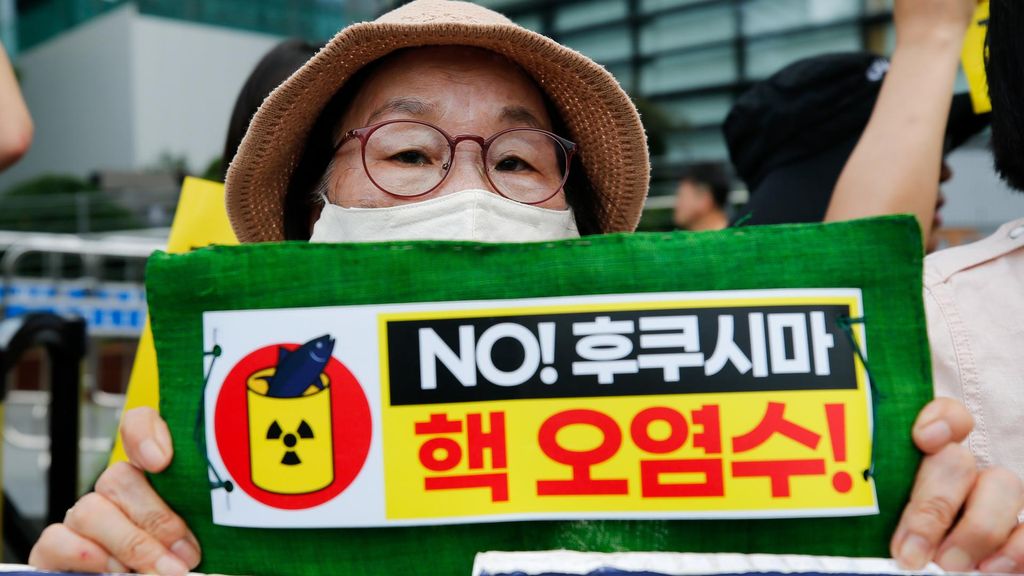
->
[225, 0, 649, 243]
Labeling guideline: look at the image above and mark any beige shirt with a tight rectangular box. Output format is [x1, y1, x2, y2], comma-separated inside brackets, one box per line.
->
[925, 217, 1024, 480]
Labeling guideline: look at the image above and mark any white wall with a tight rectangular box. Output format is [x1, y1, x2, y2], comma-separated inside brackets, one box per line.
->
[0, 4, 281, 190]
[0, 5, 136, 189]
[130, 13, 282, 173]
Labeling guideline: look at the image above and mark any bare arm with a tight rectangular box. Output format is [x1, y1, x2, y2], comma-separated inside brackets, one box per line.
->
[0, 43, 32, 170]
[825, 0, 975, 241]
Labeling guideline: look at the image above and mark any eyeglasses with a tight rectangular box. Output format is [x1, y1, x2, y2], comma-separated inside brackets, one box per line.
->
[334, 120, 578, 204]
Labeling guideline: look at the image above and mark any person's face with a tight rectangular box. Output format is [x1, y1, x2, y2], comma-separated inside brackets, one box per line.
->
[323, 47, 567, 211]
[673, 180, 711, 229]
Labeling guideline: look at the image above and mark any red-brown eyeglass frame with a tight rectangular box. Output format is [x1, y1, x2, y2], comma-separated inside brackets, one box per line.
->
[333, 119, 578, 205]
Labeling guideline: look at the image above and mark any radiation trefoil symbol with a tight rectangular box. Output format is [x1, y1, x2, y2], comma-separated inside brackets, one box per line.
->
[246, 335, 336, 495]
[265, 419, 315, 466]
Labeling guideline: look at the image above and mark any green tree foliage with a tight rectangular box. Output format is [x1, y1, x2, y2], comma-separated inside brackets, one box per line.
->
[202, 156, 224, 182]
[0, 175, 141, 233]
[636, 205, 676, 232]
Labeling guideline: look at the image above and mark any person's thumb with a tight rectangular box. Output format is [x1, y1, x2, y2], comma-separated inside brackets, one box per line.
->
[121, 407, 174, 473]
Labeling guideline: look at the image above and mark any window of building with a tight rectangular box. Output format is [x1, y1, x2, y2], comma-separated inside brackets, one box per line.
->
[554, 0, 628, 33]
[742, 0, 861, 36]
[641, 45, 738, 95]
[640, 4, 735, 56]
[745, 25, 862, 79]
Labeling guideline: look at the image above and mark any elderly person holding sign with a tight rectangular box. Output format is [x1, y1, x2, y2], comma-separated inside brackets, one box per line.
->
[30, 0, 1024, 574]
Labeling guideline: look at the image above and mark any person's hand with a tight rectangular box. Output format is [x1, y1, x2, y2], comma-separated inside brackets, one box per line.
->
[28, 407, 201, 575]
[893, 0, 977, 49]
[891, 398, 1024, 573]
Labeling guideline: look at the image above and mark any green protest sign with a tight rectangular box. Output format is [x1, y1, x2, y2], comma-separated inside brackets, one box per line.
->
[147, 216, 931, 576]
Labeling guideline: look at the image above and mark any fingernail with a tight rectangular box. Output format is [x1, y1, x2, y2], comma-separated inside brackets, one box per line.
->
[185, 531, 201, 553]
[916, 420, 952, 448]
[938, 546, 974, 572]
[139, 439, 165, 470]
[898, 534, 932, 569]
[155, 553, 188, 576]
[106, 557, 127, 573]
[154, 420, 173, 455]
[171, 538, 201, 569]
[981, 556, 1017, 574]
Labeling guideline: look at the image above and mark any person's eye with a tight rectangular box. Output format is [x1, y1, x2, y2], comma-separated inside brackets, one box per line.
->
[494, 156, 534, 172]
[389, 150, 432, 166]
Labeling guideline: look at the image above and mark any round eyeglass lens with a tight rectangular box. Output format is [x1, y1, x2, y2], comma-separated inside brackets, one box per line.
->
[486, 130, 568, 203]
[363, 122, 452, 196]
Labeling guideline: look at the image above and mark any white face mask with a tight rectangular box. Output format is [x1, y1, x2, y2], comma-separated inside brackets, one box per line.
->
[309, 189, 580, 243]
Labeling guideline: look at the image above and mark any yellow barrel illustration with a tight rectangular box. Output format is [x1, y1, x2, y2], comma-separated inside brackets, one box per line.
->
[247, 368, 334, 495]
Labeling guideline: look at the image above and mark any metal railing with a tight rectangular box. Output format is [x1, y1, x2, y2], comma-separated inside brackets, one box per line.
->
[0, 313, 87, 561]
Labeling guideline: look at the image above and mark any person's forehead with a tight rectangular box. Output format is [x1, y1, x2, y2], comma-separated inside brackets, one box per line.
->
[347, 47, 552, 128]
[679, 179, 711, 195]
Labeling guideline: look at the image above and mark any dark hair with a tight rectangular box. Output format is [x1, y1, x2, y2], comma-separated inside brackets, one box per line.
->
[676, 162, 731, 208]
[281, 49, 604, 239]
[987, 0, 1024, 192]
[548, 103, 602, 236]
[221, 38, 319, 182]
[283, 60, 380, 240]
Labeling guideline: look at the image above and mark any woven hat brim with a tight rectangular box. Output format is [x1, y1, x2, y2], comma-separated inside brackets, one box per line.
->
[225, 21, 649, 243]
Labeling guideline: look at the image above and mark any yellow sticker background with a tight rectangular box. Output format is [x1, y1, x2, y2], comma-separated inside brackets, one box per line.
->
[381, 295, 875, 521]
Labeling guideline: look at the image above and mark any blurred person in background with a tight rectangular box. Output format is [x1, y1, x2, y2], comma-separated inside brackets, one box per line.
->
[828, 0, 1024, 544]
[672, 162, 730, 231]
[0, 42, 32, 170]
[220, 38, 319, 181]
[27, 1, 1024, 575]
[724, 52, 988, 253]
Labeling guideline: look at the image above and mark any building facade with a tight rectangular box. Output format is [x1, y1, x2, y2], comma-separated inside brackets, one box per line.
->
[5, 0, 1024, 231]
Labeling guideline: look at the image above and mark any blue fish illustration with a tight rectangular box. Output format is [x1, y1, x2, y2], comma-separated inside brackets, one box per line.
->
[262, 335, 335, 398]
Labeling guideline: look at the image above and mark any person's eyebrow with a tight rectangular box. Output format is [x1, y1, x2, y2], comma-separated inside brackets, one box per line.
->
[366, 97, 437, 124]
[499, 105, 543, 128]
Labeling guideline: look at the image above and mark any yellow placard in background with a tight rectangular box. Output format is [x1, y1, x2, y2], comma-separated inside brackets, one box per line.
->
[962, 0, 991, 114]
[110, 177, 238, 464]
